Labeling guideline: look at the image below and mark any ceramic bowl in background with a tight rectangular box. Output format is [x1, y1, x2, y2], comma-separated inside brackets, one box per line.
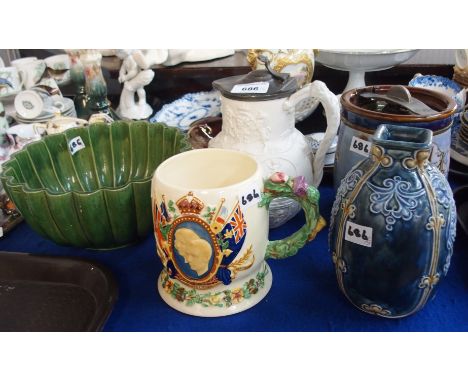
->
[6, 123, 44, 153]
[150, 91, 221, 131]
[0, 121, 190, 249]
[32, 77, 62, 95]
[316, 49, 419, 94]
[45, 54, 72, 86]
[44, 54, 71, 71]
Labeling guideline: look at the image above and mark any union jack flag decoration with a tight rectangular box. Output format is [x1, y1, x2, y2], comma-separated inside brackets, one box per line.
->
[229, 203, 247, 244]
[160, 200, 169, 223]
[219, 202, 247, 264]
[154, 202, 164, 242]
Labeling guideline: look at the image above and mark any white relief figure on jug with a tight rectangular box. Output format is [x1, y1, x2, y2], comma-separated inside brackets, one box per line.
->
[215, 102, 271, 146]
[210, 97, 313, 184]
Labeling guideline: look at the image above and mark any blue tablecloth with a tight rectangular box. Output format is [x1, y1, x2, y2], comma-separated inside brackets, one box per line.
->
[1, 174, 467, 331]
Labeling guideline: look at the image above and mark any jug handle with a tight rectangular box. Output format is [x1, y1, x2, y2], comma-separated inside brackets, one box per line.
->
[284, 80, 340, 186]
[259, 172, 326, 260]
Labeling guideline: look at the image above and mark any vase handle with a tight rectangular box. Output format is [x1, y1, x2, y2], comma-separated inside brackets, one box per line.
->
[259, 172, 326, 260]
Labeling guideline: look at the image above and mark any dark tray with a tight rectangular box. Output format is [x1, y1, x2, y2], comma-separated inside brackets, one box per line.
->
[0, 251, 118, 331]
[454, 186, 468, 237]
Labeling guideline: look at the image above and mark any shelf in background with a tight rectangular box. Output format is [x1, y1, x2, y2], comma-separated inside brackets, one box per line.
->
[17, 49, 456, 136]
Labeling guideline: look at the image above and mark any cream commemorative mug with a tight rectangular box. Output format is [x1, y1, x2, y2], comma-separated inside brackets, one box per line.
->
[151, 148, 326, 317]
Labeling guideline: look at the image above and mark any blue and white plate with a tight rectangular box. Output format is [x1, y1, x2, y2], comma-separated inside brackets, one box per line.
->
[150, 91, 221, 131]
[150, 89, 318, 129]
[409, 74, 466, 113]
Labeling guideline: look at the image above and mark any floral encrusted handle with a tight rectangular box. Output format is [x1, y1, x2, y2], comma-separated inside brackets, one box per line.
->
[259, 172, 326, 260]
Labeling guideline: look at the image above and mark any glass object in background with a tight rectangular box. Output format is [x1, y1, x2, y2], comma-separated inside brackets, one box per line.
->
[67, 50, 91, 120]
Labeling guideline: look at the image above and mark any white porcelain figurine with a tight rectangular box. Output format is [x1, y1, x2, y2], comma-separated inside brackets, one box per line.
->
[116, 50, 168, 120]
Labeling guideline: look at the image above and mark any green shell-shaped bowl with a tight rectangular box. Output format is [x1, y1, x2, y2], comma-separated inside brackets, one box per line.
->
[0, 121, 190, 249]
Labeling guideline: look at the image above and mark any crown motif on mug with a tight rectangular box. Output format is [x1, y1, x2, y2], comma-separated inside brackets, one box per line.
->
[176, 192, 205, 214]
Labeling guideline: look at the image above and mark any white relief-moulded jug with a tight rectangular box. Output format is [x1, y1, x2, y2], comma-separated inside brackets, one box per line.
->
[209, 57, 340, 227]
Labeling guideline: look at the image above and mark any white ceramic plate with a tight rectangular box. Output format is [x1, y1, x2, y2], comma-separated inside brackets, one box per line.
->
[15, 109, 75, 123]
[15, 98, 75, 123]
[15, 95, 74, 120]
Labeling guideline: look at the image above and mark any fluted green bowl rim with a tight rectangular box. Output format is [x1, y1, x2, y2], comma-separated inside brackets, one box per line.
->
[0, 121, 191, 196]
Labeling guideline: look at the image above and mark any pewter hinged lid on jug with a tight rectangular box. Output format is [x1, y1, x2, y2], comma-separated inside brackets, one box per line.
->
[212, 55, 298, 101]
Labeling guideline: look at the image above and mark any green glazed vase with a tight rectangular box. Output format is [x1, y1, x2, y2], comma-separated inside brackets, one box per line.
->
[68, 50, 91, 120]
[81, 51, 119, 120]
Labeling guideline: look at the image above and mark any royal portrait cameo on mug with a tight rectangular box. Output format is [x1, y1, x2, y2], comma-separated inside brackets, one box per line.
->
[153, 191, 256, 290]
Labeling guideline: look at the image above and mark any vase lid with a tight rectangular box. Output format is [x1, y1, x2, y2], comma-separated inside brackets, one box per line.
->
[212, 55, 298, 101]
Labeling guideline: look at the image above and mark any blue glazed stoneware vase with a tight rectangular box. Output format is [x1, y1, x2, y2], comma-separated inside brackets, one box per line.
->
[329, 124, 457, 318]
